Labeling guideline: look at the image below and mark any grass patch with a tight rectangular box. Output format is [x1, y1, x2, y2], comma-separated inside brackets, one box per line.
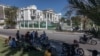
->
[0, 37, 44, 56]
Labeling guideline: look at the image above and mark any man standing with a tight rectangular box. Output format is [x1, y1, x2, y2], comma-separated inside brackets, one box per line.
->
[35, 31, 38, 39]
[30, 31, 35, 45]
[16, 30, 20, 41]
[30, 31, 35, 40]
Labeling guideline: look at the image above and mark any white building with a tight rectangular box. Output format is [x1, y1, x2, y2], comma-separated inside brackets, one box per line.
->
[0, 4, 10, 29]
[0, 4, 9, 28]
[17, 5, 61, 29]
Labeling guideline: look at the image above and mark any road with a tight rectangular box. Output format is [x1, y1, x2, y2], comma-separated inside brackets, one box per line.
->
[0, 29, 100, 55]
[0, 29, 83, 43]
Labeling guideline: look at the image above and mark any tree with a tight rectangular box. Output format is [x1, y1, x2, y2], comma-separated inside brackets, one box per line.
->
[4, 6, 18, 27]
[67, 0, 100, 26]
[66, 19, 71, 26]
[71, 16, 81, 27]
[60, 17, 66, 22]
[60, 17, 71, 25]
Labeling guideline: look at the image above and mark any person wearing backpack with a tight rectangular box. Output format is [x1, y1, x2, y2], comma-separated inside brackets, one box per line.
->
[9, 38, 17, 48]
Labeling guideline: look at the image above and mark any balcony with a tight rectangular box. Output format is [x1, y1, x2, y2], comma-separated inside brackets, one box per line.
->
[31, 16, 36, 20]
[30, 13, 36, 16]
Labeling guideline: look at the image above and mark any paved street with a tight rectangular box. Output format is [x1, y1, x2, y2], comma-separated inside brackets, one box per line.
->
[0, 29, 100, 55]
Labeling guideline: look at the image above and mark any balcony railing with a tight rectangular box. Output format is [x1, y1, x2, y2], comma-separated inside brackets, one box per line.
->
[30, 13, 36, 16]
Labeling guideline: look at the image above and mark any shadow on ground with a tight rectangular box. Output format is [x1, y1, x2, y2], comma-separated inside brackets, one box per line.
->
[20, 48, 44, 56]
[87, 49, 100, 55]
[0, 47, 44, 56]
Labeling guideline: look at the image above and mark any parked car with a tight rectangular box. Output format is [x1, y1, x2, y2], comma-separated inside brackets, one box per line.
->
[3, 26, 9, 29]
[3, 26, 15, 29]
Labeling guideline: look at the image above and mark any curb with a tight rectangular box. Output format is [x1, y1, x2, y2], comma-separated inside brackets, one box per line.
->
[0, 34, 8, 38]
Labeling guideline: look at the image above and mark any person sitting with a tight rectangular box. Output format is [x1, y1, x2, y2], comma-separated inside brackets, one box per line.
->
[73, 40, 79, 49]
[9, 38, 17, 48]
[82, 34, 88, 42]
[25, 31, 30, 43]
[18, 34, 25, 47]
[5, 36, 12, 45]
[23, 31, 33, 51]
[92, 50, 98, 56]
[71, 40, 79, 56]
[43, 31, 46, 37]
[44, 47, 52, 56]
[20, 34, 25, 42]
[40, 31, 48, 41]
[35, 31, 38, 39]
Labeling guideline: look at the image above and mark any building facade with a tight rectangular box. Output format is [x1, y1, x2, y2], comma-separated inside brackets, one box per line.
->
[17, 5, 61, 29]
[0, 4, 10, 28]
[0, 5, 6, 28]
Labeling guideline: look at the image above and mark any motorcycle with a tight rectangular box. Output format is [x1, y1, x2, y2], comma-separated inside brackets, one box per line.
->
[62, 43, 84, 56]
[79, 35, 97, 45]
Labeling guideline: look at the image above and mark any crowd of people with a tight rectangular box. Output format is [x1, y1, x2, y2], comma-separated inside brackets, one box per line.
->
[5, 30, 47, 50]
[4, 30, 98, 56]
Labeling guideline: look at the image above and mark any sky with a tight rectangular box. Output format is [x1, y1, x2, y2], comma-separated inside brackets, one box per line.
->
[0, 0, 68, 15]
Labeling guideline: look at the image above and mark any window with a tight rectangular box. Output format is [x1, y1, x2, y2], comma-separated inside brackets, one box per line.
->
[21, 15, 24, 19]
[47, 14, 49, 18]
[21, 10, 23, 12]
[33, 10, 35, 13]
[31, 16, 35, 20]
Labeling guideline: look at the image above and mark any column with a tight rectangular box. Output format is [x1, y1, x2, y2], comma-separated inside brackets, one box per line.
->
[17, 21, 19, 29]
[81, 21, 83, 30]
[70, 19, 73, 31]
[55, 15, 56, 22]
[3, 6, 5, 20]
[33, 21, 34, 29]
[80, 18, 83, 30]
[19, 22, 21, 29]
[51, 14, 53, 21]
[24, 20, 25, 28]
[27, 20, 29, 29]
[49, 13, 50, 21]
[39, 15, 40, 29]
[46, 13, 48, 29]
[93, 24, 95, 28]
[51, 13, 53, 21]
[53, 14, 55, 22]
[56, 15, 58, 22]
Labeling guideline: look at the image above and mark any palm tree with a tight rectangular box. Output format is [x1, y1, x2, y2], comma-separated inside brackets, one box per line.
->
[67, 0, 100, 38]
[67, 0, 100, 26]
[59, 17, 66, 22]
[71, 16, 81, 27]
[4, 6, 18, 27]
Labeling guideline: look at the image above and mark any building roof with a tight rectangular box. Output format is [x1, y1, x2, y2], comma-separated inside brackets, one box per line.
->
[20, 5, 37, 10]
[43, 9, 54, 12]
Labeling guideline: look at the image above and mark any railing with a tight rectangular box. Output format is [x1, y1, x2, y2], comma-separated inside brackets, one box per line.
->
[31, 13, 36, 16]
